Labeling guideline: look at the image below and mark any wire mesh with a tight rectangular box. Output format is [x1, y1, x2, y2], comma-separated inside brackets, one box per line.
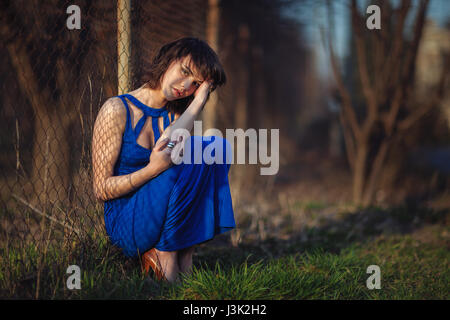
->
[0, 0, 208, 257]
[1, 0, 313, 298]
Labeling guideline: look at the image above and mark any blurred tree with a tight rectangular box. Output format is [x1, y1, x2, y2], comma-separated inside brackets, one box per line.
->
[1, 0, 310, 213]
[324, 0, 449, 205]
[202, 0, 221, 131]
[415, 19, 450, 130]
[216, 0, 310, 213]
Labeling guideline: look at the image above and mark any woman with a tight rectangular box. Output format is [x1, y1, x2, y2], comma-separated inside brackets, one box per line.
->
[92, 38, 235, 282]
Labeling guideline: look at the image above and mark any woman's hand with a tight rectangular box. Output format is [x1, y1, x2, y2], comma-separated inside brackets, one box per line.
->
[147, 137, 180, 174]
[193, 80, 213, 105]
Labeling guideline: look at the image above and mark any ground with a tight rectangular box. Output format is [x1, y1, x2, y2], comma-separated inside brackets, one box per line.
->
[1, 148, 448, 299]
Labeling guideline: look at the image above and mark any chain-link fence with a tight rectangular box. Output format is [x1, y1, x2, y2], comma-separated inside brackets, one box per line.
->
[0, 0, 209, 269]
[1, 0, 313, 298]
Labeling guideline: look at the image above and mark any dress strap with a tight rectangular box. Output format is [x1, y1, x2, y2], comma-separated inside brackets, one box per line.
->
[121, 94, 168, 117]
[118, 94, 172, 143]
[117, 95, 132, 133]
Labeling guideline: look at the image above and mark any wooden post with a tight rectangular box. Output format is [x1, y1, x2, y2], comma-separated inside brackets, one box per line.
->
[117, 0, 131, 94]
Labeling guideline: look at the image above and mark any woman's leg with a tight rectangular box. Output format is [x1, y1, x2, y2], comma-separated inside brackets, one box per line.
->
[178, 245, 196, 274]
[154, 249, 179, 282]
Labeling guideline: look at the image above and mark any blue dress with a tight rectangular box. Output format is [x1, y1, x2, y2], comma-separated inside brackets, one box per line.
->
[104, 94, 236, 257]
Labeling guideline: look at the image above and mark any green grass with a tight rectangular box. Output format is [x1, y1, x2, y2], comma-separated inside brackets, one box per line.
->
[170, 235, 449, 300]
[1, 207, 449, 299]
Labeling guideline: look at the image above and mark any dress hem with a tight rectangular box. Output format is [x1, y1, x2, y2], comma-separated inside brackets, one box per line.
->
[153, 226, 235, 252]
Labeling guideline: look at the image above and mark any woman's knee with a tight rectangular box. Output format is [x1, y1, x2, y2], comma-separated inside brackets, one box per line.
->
[186, 135, 232, 165]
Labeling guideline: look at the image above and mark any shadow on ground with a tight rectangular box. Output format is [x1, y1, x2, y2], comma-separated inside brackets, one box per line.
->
[193, 202, 449, 270]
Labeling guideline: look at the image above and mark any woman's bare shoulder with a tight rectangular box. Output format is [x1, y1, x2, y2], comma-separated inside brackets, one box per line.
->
[98, 97, 127, 127]
[99, 97, 127, 117]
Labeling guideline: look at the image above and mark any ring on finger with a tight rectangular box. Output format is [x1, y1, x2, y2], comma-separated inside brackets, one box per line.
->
[167, 142, 175, 149]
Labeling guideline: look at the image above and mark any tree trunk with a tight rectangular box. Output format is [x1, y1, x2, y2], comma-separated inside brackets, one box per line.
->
[362, 139, 391, 206]
[31, 108, 71, 207]
[352, 142, 368, 204]
[5, 29, 72, 208]
[234, 24, 250, 130]
[230, 23, 250, 208]
[202, 0, 220, 130]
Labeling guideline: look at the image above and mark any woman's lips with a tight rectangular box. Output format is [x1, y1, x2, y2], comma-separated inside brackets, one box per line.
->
[173, 88, 182, 97]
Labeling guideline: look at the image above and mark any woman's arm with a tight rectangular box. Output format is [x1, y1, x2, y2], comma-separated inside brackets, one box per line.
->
[92, 97, 160, 202]
[92, 82, 212, 201]
[159, 81, 212, 141]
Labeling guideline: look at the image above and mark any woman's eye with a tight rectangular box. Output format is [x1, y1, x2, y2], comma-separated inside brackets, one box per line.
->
[181, 68, 189, 76]
[193, 81, 200, 87]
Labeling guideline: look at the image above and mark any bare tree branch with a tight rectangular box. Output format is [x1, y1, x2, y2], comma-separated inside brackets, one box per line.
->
[5, 35, 53, 116]
[381, 0, 410, 93]
[401, 0, 429, 86]
[321, 2, 361, 139]
[351, 0, 378, 136]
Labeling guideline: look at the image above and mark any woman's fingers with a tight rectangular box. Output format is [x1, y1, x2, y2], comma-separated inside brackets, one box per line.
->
[156, 135, 184, 155]
[194, 80, 213, 98]
[155, 137, 170, 151]
[164, 140, 180, 155]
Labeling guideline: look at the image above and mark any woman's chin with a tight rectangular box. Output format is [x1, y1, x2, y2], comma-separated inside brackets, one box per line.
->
[163, 92, 177, 101]
[172, 95, 191, 101]
[164, 89, 192, 101]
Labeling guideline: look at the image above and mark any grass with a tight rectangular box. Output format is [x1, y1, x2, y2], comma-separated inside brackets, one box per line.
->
[174, 234, 448, 300]
[0, 206, 449, 299]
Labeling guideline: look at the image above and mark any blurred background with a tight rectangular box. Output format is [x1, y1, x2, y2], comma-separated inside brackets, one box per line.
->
[0, 0, 449, 297]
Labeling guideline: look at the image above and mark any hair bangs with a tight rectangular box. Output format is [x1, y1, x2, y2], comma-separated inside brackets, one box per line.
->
[141, 37, 226, 114]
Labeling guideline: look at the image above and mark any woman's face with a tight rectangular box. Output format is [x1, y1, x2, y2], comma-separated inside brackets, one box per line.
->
[160, 56, 204, 101]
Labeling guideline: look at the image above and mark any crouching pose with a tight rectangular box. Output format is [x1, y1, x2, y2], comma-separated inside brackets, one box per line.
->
[92, 37, 235, 282]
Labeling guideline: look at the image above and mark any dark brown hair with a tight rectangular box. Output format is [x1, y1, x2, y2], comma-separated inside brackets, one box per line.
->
[141, 37, 226, 115]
